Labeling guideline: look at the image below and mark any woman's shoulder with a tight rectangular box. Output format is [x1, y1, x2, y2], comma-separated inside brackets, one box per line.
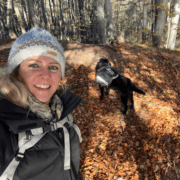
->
[57, 89, 82, 104]
[58, 89, 83, 120]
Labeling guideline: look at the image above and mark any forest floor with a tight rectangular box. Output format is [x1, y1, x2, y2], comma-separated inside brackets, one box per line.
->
[0, 39, 180, 180]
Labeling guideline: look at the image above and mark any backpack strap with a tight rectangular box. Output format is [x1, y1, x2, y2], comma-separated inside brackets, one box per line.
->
[29, 114, 82, 170]
[1, 133, 46, 180]
[1, 114, 82, 179]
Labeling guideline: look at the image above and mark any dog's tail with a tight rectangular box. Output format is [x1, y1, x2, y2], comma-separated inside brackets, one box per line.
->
[132, 84, 145, 95]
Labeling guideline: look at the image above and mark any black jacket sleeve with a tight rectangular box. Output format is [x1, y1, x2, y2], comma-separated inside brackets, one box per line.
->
[59, 89, 83, 120]
[0, 123, 17, 175]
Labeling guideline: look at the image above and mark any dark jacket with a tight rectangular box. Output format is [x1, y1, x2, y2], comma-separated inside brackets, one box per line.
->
[0, 89, 82, 180]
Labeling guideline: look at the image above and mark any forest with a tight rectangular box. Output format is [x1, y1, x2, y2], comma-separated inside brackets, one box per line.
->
[0, 0, 180, 179]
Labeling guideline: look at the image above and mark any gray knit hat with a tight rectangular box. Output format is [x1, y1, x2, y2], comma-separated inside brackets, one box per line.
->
[7, 27, 66, 77]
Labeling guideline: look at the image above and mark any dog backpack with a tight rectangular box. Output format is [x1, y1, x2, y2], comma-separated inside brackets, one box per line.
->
[96, 67, 119, 86]
[1, 113, 82, 180]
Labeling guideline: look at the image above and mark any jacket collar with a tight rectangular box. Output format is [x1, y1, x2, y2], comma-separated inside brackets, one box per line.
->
[0, 89, 82, 134]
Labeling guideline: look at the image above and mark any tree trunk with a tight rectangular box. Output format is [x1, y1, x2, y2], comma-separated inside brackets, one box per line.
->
[21, 0, 29, 28]
[104, 0, 114, 43]
[6, 0, 14, 38]
[41, 0, 48, 29]
[142, 0, 148, 43]
[165, 0, 172, 48]
[49, 0, 54, 28]
[96, 0, 106, 44]
[78, 0, 86, 43]
[58, 0, 65, 40]
[26, 0, 39, 28]
[166, 0, 180, 50]
[152, 0, 168, 48]
[13, 0, 26, 34]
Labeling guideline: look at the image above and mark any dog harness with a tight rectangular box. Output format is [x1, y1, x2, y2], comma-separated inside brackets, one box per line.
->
[96, 66, 119, 86]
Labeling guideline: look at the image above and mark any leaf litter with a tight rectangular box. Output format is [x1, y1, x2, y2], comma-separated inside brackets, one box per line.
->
[0, 40, 179, 180]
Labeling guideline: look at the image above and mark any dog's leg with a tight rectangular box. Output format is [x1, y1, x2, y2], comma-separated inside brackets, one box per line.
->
[105, 86, 110, 95]
[99, 85, 104, 100]
[120, 95, 128, 114]
[129, 92, 134, 109]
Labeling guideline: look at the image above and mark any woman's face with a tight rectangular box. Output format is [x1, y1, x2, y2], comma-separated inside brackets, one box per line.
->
[19, 56, 61, 105]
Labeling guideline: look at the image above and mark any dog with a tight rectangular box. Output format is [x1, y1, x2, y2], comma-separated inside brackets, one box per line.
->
[95, 58, 145, 114]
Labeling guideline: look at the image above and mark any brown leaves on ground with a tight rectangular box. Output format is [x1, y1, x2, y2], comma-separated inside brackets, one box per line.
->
[0, 40, 180, 180]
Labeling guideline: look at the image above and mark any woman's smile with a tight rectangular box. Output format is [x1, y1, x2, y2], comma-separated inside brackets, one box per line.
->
[19, 56, 61, 104]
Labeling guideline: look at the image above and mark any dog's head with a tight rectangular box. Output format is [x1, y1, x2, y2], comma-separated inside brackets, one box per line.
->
[95, 58, 111, 72]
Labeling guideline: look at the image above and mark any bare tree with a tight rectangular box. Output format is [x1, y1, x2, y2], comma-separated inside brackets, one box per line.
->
[142, 0, 148, 43]
[13, 0, 26, 34]
[6, 0, 14, 38]
[152, 0, 168, 47]
[96, 0, 106, 44]
[166, 0, 180, 50]
[78, 0, 86, 43]
[21, 0, 29, 28]
[41, 0, 48, 29]
[104, 0, 114, 43]
[26, 0, 39, 28]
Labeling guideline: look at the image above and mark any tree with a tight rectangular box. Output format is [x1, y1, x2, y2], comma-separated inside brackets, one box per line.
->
[166, 0, 180, 50]
[104, 0, 114, 43]
[13, 0, 26, 34]
[78, 0, 86, 43]
[96, 0, 106, 44]
[165, 0, 172, 48]
[41, 0, 48, 29]
[26, 0, 39, 28]
[6, 0, 13, 38]
[152, 0, 168, 47]
[142, 0, 148, 43]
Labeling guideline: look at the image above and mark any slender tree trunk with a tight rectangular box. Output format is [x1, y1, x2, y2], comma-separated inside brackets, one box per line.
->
[21, 0, 28, 28]
[152, 0, 168, 47]
[44, 0, 51, 31]
[104, 0, 114, 43]
[26, 0, 39, 28]
[13, 0, 26, 34]
[165, 0, 172, 48]
[41, 0, 48, 29]
[6, 0, 13, 38]
[49, 0, 54, 27]
[0, 2, 9, 38]
[96, 0, 106, 44]
[142, 0, 148, 43]
[78, 0, 86, 43]
[166, 0, 180, 50]
[58, 0, 65, 40]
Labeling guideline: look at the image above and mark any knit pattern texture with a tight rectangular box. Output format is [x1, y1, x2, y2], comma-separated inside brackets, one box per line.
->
[7, 27, 65, 76]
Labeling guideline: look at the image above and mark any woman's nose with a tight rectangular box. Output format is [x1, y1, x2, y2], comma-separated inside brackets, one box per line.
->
[40, 68, 51, 78]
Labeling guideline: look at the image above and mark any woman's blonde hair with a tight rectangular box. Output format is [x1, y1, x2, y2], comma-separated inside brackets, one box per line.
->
[0, 66, 67, 109]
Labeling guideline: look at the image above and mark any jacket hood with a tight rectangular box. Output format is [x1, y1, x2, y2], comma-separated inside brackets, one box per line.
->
[0, 89, 82, 134]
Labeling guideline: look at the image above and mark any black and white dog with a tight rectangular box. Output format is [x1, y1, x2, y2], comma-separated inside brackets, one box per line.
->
[95, 58, 145, 114]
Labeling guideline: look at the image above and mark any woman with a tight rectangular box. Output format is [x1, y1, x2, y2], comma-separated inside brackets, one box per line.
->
[0, 27, 82, 180]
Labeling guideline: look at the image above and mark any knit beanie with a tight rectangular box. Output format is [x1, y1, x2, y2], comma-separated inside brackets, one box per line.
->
[7, 27, 66, 77]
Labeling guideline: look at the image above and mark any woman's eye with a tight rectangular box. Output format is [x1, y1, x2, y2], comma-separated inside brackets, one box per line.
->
[29, 64, 39, 69]
[50, 66, 59, 70]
